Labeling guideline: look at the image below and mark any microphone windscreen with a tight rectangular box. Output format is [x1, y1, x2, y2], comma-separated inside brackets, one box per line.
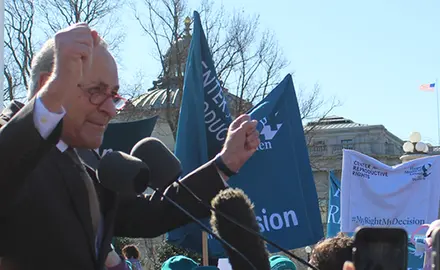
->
[130, 137, 182, 190]
[211, 188, 270, 270]
[98, 151, 150, 195]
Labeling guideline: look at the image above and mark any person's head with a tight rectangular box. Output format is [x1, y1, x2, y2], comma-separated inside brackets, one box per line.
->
[122, 245, 140, 260]
[28, 34, 122, 149]
[309, 233, 354, 270]
[161, 255, 199, 270]
[269, 255, 296, 270]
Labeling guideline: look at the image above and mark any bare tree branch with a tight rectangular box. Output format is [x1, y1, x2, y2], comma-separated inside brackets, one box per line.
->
[3, 0, 127, 103]
[37, 0, 125, 54]
[3, 0, 35, 101]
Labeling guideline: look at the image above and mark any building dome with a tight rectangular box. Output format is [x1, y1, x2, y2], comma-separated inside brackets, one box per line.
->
[131, 85, 181, 110]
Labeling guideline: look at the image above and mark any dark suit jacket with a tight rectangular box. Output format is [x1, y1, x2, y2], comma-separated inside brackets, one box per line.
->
[0, 100, 226, 270]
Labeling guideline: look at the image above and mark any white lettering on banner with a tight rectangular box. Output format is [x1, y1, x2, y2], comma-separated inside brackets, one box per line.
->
[256, 117, 282, 152]
[257, 141, 273, 151]
[207, 209, 299, 240]
[202, 61, 229, 141]
[327, 205, 341, 224]
[255, 208, 299, 232]
[204, 102, 228, 141]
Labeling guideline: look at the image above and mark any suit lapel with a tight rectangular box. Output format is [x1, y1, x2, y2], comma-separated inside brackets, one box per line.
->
[78, 148, 119, 268]
[51, 149, 97, 261]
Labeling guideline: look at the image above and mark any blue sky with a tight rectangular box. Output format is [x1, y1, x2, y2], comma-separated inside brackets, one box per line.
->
[118, 0, 440, 144]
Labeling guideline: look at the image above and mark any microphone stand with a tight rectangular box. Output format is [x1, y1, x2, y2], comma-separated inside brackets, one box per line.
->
[155, 188, 258, 270]
[175, 181, 319, 270]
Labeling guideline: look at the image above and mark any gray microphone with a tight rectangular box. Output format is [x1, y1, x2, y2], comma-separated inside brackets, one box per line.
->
[130, 137, 182, 191]
[97, 151, 150, 195]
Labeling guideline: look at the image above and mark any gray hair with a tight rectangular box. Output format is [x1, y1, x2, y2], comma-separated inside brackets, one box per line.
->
[28, 37, 109, 101]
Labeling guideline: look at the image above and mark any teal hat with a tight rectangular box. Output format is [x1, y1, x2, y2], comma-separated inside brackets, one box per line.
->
[269, 255, 297, 270]
[161, 255, 199, 270]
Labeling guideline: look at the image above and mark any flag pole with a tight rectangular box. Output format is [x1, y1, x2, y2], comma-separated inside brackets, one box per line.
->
[436, 78, 439, 145]
[202, 231, 209, 265]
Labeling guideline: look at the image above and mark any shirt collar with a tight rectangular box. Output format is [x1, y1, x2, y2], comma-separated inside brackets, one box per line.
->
[56, 140, 101, 157]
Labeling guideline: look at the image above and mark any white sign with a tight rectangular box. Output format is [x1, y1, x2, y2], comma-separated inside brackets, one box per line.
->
[341, 149, 440, 233]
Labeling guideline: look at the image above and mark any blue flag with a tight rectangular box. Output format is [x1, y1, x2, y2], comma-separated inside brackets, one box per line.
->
[166, 10, 233, 254]
[327, 171, 342, 237]
[326, 172, 424, 269]
[100, 116, 158, 154]
[170, 72, 325, 256]
[223, 74, 324, 253]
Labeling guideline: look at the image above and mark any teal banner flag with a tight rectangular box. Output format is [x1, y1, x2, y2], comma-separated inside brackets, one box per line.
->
[327, 171, 342, 237]
[166, 10, 233, 256]
[226, 74, 324, 252]
[100, 116, 158, 154]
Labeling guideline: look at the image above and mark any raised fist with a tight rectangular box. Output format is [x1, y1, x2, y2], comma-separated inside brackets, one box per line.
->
[218, 114, 260, 176]
[53, 22, 100, 86]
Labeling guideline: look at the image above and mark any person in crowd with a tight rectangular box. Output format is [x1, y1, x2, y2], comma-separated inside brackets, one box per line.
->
[161, 255, 219, 270]
[106, 245, 132, 270]
[162, 256, 199, 270]
[309, 232, 354, 270]
[269, 255, 297, 270]
[0, 22, 260, 270]
[122, 245, 142, 270]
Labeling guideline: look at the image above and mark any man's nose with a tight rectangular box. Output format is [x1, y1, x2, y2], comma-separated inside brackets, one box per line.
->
[99, 97, 117, 118]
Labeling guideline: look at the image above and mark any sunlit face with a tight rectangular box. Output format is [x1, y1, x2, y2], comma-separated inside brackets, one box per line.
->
[60, 46, 119, 149]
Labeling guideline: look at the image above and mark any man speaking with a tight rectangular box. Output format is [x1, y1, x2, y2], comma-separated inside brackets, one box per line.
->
[0, 23, 260, 270]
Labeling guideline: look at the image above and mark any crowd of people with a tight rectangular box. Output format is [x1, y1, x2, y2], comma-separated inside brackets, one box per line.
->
[108, 232, 353, 270]
[111, 219, 440, 270]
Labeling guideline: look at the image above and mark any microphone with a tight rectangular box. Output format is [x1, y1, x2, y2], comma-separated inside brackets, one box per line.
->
[130, 137, 182, 191]
[96, 150, 257, 269]
[211, 188, 270, 270]
[97, 151, 150, 195]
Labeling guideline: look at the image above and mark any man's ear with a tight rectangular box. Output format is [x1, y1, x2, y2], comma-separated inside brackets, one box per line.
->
[38, 72, 52, 89]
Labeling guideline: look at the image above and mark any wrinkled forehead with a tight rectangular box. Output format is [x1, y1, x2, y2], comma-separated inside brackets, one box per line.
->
[87, 46, 119, 90]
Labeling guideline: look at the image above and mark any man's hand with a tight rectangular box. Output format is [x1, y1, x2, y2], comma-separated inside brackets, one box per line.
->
[218, 114, 260, 176]
[39, 23, 100, 113]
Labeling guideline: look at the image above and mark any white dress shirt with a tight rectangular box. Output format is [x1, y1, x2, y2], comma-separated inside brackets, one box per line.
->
[33, 97, 68, 152]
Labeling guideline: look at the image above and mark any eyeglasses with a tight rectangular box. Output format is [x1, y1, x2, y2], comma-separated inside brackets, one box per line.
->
[78, 83, 127, 110]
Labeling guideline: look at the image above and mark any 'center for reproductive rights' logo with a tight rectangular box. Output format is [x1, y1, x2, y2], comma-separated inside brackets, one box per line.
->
[405, 162, 432, 181]
[256, 112, 283, 151]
